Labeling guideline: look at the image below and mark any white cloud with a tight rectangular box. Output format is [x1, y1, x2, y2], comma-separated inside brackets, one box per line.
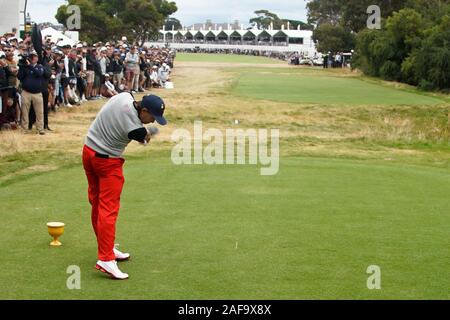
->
[27, 0, 66, 23]
[27, 0, 308, 26]
[172, 0, 308, 26]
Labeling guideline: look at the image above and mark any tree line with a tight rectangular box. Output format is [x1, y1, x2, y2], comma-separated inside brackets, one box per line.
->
[308, 0, 450, 91]
[55, 0, 177, 45]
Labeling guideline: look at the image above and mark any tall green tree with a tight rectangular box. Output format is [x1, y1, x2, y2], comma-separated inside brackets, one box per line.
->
[409, 15, 450, 90]
[307, 0, 408, 32]
[55, 0, 177, 44]
[164, 17, 182, 31]
[250, 10, 283, 29]
[313, 23, 355, 53]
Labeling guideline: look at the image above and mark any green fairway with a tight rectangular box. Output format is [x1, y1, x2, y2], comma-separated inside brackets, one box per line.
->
[176, 52, 284, 64]
[232, 71, 446, 106]
[1, 53, 449, 300]
[1, 155, 449, 300]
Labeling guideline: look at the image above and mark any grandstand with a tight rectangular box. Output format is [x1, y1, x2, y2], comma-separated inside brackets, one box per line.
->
[146, 24, 318, 56]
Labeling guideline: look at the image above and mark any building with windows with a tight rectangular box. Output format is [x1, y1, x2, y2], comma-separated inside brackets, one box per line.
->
[0, 0, 26, 36]
[146, 24, 318, 56]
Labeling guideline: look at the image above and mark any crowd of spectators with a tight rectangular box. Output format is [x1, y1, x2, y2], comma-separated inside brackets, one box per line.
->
[177, 47, 291, 62]
[0, 33, 175, 133]
[322, 52, 351, 69]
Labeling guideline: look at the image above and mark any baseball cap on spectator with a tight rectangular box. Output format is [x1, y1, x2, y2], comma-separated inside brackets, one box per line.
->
[76, 43, 83, 48]
[140, 95, 167, 126]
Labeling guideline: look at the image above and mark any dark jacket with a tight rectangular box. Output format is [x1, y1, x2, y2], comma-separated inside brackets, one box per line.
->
[111, 58, 123, 74]
[64, 58, 76, 78]
[0, 66, 8, 89]
[41, 61, 52, 93]
[93, 59, 102, 76]
[18, 63, 44, 94]
[86, 54, 95, 71]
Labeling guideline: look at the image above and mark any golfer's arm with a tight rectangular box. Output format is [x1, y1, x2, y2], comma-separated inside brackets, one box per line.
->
[128, 128, 148, 143]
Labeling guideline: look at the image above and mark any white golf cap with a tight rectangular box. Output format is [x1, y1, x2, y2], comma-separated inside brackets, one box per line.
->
[100, 47, 107, 52]
[76, 43, 83, 48]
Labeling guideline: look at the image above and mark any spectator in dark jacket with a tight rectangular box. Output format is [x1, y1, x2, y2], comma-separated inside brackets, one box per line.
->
[18, 51, 46, 135]
[28, 57, 52, 131]
[111, 51, 123, 88]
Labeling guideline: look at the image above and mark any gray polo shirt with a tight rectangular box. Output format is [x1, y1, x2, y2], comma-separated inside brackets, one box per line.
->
[85, 93, 143, 157]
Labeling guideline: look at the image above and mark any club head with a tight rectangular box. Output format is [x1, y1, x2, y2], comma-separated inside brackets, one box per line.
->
[147, 127, 159, 136]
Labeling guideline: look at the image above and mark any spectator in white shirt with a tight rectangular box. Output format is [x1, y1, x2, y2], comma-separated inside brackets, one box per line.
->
[125, 46, 140, 93]
[101, 74, 118, 98]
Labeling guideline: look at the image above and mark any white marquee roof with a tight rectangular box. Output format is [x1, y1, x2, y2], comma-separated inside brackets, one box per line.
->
[41, 27, 76, 46]
[160, 29, 312, 39]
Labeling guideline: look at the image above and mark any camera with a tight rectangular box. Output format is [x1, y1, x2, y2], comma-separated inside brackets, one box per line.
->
[18, 53, 30, 66]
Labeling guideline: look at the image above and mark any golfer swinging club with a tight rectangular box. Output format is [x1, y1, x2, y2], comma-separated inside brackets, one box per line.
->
[82, 92, 167, 280]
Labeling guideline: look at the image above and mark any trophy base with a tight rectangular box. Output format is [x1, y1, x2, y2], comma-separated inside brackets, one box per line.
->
[50, 240, 62, 246]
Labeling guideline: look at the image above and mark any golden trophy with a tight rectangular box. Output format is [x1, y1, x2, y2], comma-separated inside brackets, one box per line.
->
[47, 222, 65, 246]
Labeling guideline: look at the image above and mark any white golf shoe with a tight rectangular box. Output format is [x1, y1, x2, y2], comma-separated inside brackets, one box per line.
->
[114, 247, 131, 261]
[95, 260, 129, 280]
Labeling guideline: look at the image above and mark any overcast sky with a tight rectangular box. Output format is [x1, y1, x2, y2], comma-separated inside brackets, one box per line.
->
[28, 0, 309, 26]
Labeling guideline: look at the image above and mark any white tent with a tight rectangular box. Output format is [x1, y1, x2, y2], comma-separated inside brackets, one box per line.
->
[40, 27, 76, 47]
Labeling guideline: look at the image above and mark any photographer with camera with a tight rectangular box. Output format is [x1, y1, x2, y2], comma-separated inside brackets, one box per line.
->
[18, 51, 46, 135]
[29, 47, 53, 131]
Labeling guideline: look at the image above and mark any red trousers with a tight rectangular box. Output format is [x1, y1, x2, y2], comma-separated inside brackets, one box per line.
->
[82, 145, 125, 261]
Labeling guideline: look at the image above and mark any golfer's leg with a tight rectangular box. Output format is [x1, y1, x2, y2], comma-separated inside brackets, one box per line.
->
[87, 173, 100, 236]
[82, 146, 100, 236]
[97, 162, 125, 261]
